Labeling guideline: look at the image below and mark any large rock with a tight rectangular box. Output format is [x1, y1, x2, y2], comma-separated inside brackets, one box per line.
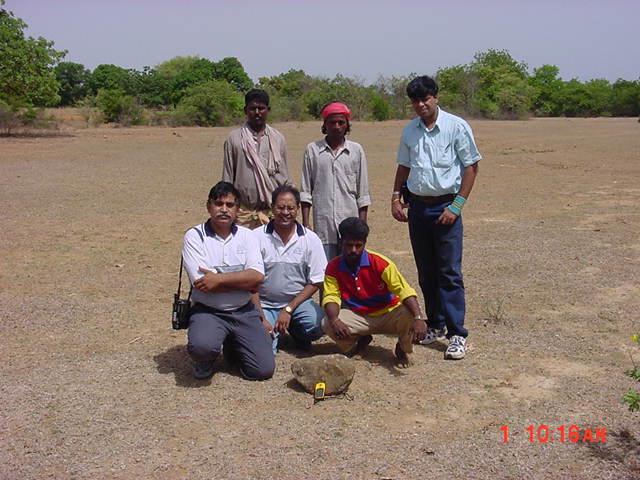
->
[291, 354, 356, 395]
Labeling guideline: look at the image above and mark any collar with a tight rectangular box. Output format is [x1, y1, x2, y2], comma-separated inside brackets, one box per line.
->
[321, 138, 350, 154]
[339, 249, 370, 274]
[244, 122, 269, 136]
[417, 107, 441, 133]
[205, 220, 238, 238]
[265, 220, 305, 236]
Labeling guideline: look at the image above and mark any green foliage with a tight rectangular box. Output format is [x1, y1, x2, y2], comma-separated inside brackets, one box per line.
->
[88, 64, 135, 95]
[611, 79, 640, 117]
[624, 335, 640, 412]
[0, 3, 66, 107]
[174, 80, 243, 126]
[436, 65, 475, 114]
[95, 89, 143, 126]
[624, 389, 640, 412]
[470, 49, 533, 119]
[213, 57, 253, 92]
[55, 61, 90, 106]
[130, 67, 172, 108]
[370, 93, 391, 121]
[529, 65, 564, 116]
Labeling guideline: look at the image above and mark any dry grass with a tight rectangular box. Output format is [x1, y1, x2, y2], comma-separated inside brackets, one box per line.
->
[1, 118, 640, 479]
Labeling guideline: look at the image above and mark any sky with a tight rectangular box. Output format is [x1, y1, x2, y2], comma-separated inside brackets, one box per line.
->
[8, 0, 640, 84]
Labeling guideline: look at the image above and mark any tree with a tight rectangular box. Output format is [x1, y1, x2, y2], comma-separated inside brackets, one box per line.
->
[55, 61, 90, 106]
[95, 88, 143, 125]
[213, 57, 253, 92]
[88, 64, 135, 95]
[529, 65, 564, 116]
[611, 79, 640, 117]
[470, 49, 533, 118]
[0, 1, 66, 107]
[436, 65, 476, 114]
[174, 80, 243, 126]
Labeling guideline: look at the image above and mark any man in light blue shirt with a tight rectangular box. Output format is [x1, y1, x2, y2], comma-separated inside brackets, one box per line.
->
[391, 75, 481, 360]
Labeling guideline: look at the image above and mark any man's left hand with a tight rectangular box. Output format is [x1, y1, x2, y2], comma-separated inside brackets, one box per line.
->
[274, 309, 291, 335]
[436, 208, 458, 226]
[411, 318, 427, 343]
[194, 267, 222, 292]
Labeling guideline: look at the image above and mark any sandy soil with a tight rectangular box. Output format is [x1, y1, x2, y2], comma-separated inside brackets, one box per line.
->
[1, 118, 639, 479]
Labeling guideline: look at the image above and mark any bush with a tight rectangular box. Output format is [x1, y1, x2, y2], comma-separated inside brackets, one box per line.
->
[370, 94, 391, 121]
[174, 80, 243, 126]
[95, 89, 143, 126]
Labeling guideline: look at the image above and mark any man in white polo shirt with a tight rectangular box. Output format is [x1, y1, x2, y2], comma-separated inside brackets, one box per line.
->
[253, 185, 327, 353]
[182, 181, 275, 380]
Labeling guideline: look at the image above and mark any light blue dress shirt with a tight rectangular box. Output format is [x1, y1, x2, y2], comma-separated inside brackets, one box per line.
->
[397, 107, 482, 196]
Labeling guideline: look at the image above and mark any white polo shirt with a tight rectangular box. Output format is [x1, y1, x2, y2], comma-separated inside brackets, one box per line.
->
[182, 221, 264, 312]
[253, 221, 327, 309]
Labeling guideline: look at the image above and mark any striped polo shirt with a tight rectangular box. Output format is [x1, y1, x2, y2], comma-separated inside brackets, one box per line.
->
[253, 221, 327, 309]
[322, 250, 417, 316]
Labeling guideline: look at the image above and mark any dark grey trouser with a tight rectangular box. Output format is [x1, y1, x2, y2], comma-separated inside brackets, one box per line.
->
[187, 302, 275, 380]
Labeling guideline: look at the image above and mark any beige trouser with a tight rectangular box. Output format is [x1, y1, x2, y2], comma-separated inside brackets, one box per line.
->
[322, 305, 414, 354]
[236, 207, 271, 229]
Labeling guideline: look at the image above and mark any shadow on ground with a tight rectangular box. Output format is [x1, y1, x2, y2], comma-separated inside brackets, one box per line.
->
[584, 428, 640, 474]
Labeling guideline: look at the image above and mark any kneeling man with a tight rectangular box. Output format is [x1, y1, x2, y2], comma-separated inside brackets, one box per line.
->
[253, 185, 326, 353]
[322, 217, 427, 366]
[182, 181, 275, 380]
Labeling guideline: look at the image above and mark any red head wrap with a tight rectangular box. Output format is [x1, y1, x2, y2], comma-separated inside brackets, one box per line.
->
[321, 102, 351, 120]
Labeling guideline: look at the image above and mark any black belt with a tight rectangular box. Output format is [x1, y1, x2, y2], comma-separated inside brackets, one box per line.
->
[410, 193, 455, 205]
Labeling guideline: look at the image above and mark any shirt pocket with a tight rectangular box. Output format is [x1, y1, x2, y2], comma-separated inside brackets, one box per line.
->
[433, 141, 454, 168]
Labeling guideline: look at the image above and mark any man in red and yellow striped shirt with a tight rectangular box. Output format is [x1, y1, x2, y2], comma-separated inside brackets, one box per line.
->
[322, 218, 427, 366]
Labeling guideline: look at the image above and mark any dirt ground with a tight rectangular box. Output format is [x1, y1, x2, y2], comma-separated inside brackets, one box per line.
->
[1, 117, 639, 479]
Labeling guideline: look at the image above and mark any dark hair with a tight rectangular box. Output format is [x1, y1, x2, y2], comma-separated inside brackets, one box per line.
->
[406, 76, 439, 100]
[320, 100, 351, 135]
[271, 184, 301, 206]
[208, 181, 240, 204]
[339, 217, 369, 242]
[245, 89, 270, 107]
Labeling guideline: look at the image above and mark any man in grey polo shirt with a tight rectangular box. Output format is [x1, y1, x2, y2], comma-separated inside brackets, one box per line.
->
[391, 76, 481, 360]
[253, 185, 327, 353]
[182, 181, 275, 380]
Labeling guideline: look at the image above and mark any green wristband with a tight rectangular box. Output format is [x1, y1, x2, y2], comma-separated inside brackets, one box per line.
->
[446, 194, 466, 216]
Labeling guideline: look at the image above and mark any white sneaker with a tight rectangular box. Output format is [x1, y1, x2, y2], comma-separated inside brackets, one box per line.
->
[419, 327, 447, 345]
[444, 335, 466, 360]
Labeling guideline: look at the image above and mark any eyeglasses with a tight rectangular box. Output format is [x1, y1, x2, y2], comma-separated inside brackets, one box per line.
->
[274, 205, 297, 212]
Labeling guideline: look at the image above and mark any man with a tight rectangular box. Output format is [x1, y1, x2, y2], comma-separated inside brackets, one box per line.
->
[252, 185, 327, 353]
[222, 89, 291, 228]
[300, 101, 371, 260]
[391, 75, 481, 360]
[322, 217, 427, 367]
[182, 181, 275, 380]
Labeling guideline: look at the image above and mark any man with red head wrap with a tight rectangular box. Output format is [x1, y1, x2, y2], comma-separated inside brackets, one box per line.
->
[300, 102, 371, 261]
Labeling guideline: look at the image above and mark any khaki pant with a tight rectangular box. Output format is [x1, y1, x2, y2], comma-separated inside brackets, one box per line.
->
[236, 207, 271, 229]
[322, 305, 414, 354]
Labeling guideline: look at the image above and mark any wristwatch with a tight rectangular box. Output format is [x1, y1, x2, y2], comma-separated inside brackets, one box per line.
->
[284, 305, 293, 315]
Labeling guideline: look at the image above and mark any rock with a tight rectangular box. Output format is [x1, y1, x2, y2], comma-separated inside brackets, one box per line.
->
[291, 354, 355, 395]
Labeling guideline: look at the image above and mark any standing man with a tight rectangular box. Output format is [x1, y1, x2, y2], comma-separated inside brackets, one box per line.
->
[182, 181, 275, 380]
[222, 89, 291, 228]
[391, 75, 481, 360]
[300, 101, 371, 260]
[252, 185, 327, 353]
[322, 218, 427, 367]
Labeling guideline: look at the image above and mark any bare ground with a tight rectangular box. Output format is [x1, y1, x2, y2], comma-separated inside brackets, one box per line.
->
[1, 118, 639, 479]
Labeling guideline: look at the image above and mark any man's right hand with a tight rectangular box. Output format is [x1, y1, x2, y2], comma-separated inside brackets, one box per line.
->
[261, 317, 274, 337]
[330, 317, 351, 339]
[391, 200, 408, 222]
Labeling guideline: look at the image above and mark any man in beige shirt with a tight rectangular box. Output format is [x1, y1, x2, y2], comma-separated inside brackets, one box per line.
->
[222, 89, 291, 228]
[300, 102, 371, 260]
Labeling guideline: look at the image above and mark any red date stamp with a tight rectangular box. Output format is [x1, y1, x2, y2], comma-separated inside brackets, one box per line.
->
[500, 424, 607, 444]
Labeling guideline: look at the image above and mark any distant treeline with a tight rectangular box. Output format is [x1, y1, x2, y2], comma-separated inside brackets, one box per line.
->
[2, 2, 639, 131]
